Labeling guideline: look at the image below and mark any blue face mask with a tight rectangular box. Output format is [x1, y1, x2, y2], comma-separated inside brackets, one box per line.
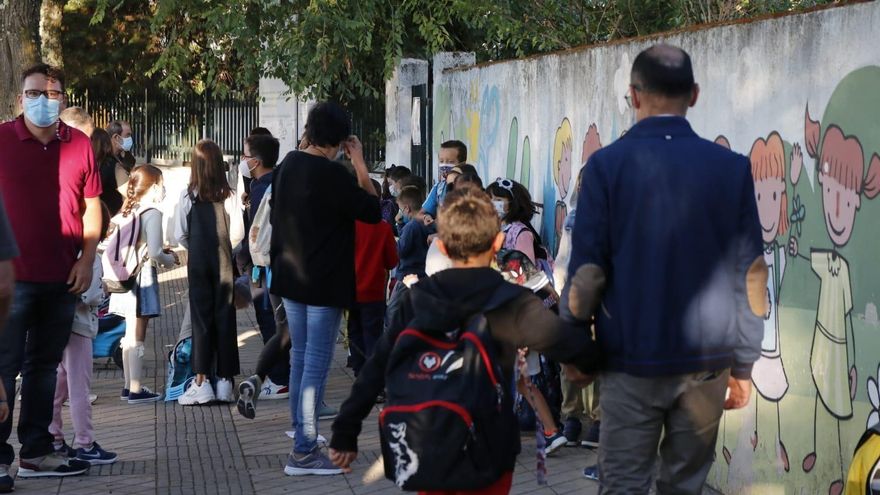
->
[122, 136, 134, 152]
[24, 95, 60, 128]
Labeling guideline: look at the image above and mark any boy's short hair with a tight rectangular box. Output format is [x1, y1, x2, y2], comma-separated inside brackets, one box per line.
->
[245, 134, 280, 168]
[397, 186, 424, 212]
[437, 188, 500, 261]
[304, 102, 351, 147]
[386, 164, 412, 182]
[441, 140, 467, 163]
[399, 175, 427, 195]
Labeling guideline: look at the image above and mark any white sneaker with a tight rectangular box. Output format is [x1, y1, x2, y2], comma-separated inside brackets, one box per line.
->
[261, 377, 290, 400]
[215, 378, 235, 403]
[178, 380, 215, 406]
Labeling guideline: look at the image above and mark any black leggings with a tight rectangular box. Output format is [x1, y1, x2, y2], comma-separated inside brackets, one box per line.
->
[255, 292, 290, 380]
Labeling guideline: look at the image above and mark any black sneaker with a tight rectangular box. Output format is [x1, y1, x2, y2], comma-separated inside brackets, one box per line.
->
[17, 452, 90, 478]
[54, 441, 77, 458]
[0, 464, 13, 493]
[544, 431, 567, 455]
[562, 418, 582, 446]
[582, 421, 600, 449]
[236, 375, 261, 420]
[127, 387, 162, 404]
[120, 388, 129, 401]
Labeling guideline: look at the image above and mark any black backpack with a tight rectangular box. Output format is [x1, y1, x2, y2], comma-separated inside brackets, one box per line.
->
[379, 285, 521, 491]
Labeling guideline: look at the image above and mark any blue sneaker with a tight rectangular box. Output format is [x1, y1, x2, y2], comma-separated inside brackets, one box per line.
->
[583, 464, 599, 481]
[128, 387, 162, 404]
[283, 448, 343, 476]
[544, 431, 568, 455]
[582, 421, 600, 448]
[76, 442, 118, 465]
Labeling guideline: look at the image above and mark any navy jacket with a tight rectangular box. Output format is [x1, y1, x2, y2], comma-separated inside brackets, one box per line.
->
[396, 218, 435, 278]
[567, 116, 763, 379]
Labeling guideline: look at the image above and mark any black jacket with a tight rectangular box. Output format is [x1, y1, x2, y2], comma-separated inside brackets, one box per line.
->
[330, 267, 598, 465]
[269, 151, 381, 308]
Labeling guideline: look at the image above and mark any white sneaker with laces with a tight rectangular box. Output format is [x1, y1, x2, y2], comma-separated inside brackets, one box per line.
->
[178, 380, 215, 406]
[261, 377, 290, 400]
[215, 378, 235, 403]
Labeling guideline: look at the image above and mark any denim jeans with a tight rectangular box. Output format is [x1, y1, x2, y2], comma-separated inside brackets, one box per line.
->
[0, 282, 76, 464]
[283, 299, 342, 454]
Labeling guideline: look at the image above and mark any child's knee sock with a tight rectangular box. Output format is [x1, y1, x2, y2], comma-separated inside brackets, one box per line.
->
[129, 341, 145, 393]
[121, 341, 131, 390]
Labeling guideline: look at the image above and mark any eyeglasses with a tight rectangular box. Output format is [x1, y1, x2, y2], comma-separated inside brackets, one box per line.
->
[624, 84, 641, 109]
[494, 178, 514, 192]
[23, 89, 64, 100]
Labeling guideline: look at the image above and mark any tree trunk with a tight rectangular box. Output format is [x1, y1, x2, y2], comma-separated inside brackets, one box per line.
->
[40, 0, 64, 67]
[0, 0, 42, 121]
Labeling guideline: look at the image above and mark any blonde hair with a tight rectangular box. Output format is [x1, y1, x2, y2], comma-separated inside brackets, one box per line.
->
[749, 132, 789, 236]
[552, 118, 573, 191]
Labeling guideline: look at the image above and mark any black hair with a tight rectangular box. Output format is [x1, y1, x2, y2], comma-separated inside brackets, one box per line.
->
[454, 173, 483, 190]
[397, 186, 425, 212]
[486, 179, 536, 225]
[441, 140, 468, 163]
[304, 102, 351, 148]
[455, 163, 478, 177]
[21, 63, 65, 90]
[249, 127, 272, 136]
[630, 44, 695, 98]
[386, 165, 412, 182]
[245, 134, 280, 169]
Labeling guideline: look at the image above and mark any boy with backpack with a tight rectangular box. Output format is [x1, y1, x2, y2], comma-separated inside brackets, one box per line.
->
[329, 187, 597, 494]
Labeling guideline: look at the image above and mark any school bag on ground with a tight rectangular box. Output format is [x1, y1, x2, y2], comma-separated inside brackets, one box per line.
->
[164, 337, 195, 402]
[102, 206, 156, 293]
[845, 423, 880, 494]
[379, 285, 522, 491]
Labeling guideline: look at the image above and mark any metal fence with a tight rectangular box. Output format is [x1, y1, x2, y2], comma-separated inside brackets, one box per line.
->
[68, 90, 386, 167]
[68, 91, 259, 164]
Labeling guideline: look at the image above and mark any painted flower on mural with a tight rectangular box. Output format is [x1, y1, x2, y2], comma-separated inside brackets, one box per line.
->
[867, 366, 880, 429]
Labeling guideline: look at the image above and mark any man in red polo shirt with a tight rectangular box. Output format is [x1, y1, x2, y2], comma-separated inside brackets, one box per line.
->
[0, 63, 101, 488]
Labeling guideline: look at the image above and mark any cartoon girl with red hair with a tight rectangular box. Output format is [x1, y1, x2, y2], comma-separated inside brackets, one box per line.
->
[790, 102, 880, 494]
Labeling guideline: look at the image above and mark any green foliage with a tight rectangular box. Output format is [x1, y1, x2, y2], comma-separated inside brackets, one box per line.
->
[83, 0, 838, 102]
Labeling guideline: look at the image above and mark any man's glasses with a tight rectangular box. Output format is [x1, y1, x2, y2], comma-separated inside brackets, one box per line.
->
[24, 89, 64, 100]
[624, 84, 641, 109]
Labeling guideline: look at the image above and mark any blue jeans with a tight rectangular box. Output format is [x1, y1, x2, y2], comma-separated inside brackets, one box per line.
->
[0, 282, 76, 464]
[283, 300, 342, 454]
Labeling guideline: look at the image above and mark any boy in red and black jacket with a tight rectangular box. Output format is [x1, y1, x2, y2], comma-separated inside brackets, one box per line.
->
[348, 180, 399, 376]
[330, 187, 597, 495]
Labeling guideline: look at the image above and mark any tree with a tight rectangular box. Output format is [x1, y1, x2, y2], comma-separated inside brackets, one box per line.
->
[87, 0, 836, 104]
[0, 0, 42, 120]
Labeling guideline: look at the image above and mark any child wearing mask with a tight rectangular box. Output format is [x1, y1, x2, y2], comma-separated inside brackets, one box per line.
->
[111, 165, 179, 404]
[51, 203, 118, 463]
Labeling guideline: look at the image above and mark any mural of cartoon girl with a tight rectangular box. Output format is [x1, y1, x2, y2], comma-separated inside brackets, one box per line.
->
[748, 132, 794, 472]
[791, 99, 880, 494]
[549, 118, 573, 256]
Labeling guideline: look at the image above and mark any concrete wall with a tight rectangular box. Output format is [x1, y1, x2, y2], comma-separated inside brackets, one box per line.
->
[258, 78, 313, 157]
[385, 59, 429, 170]
[432, 3, 880, 493]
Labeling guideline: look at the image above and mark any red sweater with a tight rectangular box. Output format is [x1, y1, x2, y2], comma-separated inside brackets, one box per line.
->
[355, 220, 399, 303]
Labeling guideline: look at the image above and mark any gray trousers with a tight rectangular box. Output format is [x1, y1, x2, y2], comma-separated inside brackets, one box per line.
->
[598, 369, 729, 495]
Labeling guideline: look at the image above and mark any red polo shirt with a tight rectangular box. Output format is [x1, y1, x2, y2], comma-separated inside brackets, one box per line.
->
[0, 116, 102, 283]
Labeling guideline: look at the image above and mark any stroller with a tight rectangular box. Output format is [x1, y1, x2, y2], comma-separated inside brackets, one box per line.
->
[93, 297, 126, 369]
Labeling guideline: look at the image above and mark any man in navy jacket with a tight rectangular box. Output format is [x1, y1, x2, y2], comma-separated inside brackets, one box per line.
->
[563, 44, 768, 494]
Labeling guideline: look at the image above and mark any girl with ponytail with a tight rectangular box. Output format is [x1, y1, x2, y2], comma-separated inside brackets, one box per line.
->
[109, 165, 179, 404]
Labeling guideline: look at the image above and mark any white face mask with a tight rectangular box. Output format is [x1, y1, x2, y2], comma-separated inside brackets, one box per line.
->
[492, 199, 507, 219]
[389, 184, 400, 197]
[239, 158, 258, 179]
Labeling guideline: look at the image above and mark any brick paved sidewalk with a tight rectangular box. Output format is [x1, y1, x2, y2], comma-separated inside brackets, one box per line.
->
[6, 263, 600, 494]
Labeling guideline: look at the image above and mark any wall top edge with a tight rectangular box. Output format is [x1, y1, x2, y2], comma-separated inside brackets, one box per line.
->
[439, 0, 871, 76]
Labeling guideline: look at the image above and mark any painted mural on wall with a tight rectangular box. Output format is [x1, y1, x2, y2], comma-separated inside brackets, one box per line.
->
[430, 3, 880, 493]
